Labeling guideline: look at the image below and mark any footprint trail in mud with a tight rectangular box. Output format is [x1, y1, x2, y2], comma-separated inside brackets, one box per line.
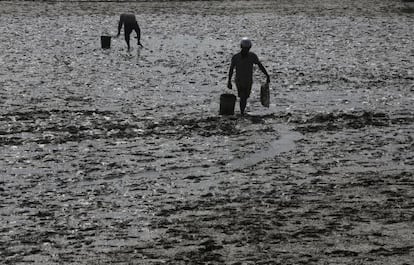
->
[227, 124, 302, 169]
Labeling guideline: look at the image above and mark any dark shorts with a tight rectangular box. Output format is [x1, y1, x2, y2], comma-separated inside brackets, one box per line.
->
[125, 23, 139, 36]
[236, 83, 252, 99]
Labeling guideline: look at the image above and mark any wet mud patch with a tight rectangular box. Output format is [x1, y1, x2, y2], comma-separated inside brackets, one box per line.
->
[0, 110, 277, 147]
[294, 110, 413, 133]
[1, 0, 414, 264]
[145, 116, 244, 137]
[2, 107, 412, 264]
[0, 109, 143, 146]
[144, 168, 414, 264]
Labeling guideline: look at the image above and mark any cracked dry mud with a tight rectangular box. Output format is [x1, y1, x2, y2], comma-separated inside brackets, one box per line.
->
[0, 0, 413, 264]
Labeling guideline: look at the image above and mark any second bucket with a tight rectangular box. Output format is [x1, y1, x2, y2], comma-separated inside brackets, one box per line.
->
[101, 36, 111, 49]
[219, 93, 236, 115]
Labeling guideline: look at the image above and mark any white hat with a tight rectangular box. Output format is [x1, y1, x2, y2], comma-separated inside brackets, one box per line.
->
[240, 37, 252, 48]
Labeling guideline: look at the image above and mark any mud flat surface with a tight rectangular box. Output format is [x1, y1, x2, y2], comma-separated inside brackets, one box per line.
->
[0, 0, 413, 264]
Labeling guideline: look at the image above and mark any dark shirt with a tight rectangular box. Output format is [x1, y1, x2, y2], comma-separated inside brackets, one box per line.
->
[231, 52, 260, 87]
[120, 14, 137, 26]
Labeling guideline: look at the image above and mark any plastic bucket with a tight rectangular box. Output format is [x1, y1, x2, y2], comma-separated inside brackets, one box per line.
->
[219, 93, 236, 115]
[101, 36, 111, 49]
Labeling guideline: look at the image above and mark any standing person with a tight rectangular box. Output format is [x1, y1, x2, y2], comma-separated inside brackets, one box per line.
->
[117, 13, 143, 50]
[228, 37, 270, 115]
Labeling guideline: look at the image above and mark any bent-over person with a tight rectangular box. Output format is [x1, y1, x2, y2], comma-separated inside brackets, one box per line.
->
[117, 13, 143, 50]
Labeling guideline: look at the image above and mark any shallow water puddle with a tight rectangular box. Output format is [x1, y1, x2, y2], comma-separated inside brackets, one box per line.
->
[227, 124, 302, 169]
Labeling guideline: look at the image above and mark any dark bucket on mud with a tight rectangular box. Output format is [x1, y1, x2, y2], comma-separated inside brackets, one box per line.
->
[219, 93, 236, 115]
[101, 36, 111, 49]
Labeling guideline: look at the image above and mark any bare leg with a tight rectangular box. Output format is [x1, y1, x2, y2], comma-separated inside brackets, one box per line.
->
[240, 97, 247, 115]
[125, 26, 133, 51]
[134, 22, 141, 46]
[125, 34, 130, 50]
[236, 84, 251, 116]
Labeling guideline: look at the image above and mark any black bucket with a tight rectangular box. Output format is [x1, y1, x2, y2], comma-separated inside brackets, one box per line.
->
[101, 36, 111, 49]
[219, 93, 236, 115]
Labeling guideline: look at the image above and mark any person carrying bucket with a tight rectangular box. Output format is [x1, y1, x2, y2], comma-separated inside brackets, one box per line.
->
[227, 37, 270, 115]
[116, 13, 143, 50]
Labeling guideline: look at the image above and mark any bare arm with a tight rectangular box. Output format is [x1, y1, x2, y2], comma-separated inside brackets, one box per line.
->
[257, 61, 270, 83]
[117, 17, 123, 37]
[227, 59, 235, 89]
[136, 22, 142, 46]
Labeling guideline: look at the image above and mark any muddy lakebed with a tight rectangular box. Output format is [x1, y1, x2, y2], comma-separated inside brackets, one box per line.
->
[0, 0, 413, 264]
